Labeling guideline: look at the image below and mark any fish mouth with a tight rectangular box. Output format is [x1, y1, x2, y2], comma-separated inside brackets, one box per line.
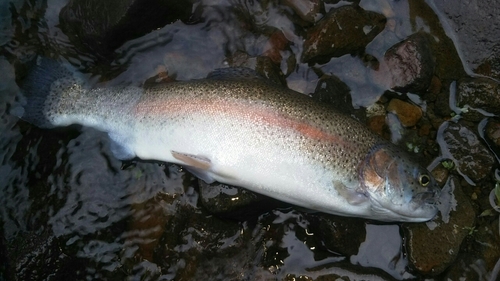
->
[412, 189, 440, 205]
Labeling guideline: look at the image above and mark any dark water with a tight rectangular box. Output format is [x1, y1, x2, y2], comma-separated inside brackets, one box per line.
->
[1, 0, 499, 280]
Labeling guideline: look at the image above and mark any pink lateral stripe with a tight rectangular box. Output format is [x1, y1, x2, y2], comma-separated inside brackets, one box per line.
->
[134, 97, 341, 143]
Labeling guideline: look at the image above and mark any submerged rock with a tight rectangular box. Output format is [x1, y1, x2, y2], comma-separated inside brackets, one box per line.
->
[403, 177, 476, 276]
[456, 77, 500, 121]
[281, 0, 322, 23]
[306, 214, 366, 257]
[383, 33, 435, 93]
[485, 119, 500, 149]
[302, 5, 386, 64]
[440, 121, 495, 182]
[198, 180, 283, 219]
[443, 218, 500, 280]
[59, 0, 193, 60]
[471, 219, 500, 276]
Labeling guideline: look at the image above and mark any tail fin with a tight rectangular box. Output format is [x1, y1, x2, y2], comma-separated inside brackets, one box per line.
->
[15, 57, 82, 128]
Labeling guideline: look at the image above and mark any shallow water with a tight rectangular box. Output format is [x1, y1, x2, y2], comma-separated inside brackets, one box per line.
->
[1, 0, 499, 280]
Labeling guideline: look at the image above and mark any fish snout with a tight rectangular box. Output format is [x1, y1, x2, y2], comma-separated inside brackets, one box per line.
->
[412, 186, 440, 205]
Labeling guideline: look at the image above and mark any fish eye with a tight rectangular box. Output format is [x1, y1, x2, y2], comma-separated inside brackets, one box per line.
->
[419, 174, 430, 186]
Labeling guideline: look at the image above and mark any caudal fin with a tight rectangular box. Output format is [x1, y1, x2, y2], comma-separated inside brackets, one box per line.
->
[14, 57, 82, 128]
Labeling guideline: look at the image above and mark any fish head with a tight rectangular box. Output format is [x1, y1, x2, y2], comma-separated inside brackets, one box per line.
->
[359, 144, 440, 222]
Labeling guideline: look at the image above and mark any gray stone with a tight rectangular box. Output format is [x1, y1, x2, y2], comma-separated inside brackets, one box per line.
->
[440, 121, 495, 182]
[432, 0, 500, 76]
[456, 77, 500, 121]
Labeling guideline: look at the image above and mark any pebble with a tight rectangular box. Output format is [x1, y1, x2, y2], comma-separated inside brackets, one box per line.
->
[386, 99, 423, 127]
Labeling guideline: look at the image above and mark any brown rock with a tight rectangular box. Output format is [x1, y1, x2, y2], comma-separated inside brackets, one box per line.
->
[383, 32, 435, 93]
[474, 219, 500, 272]
[403, 177, 476, 275]
[430, 164, 449, 187]
[302, 5, 386, 64]
[485, 119, 500, 148]
[443, 218, 500, 280]
[386, 99, 422, 127]
[306, 214, 366, 257]
[367, 115, 388, 138]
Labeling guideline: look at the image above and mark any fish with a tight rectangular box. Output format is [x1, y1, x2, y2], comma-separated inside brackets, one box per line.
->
[14, 57, 440, 222]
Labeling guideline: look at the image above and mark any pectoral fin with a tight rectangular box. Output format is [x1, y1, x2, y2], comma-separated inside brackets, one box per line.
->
[171, 151, 215, 183]
[172, 151, 212, 170]
[333, 181, 368, 205]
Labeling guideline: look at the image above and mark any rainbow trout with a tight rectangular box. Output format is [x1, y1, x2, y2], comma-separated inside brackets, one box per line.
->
[15, 57, 440, 222]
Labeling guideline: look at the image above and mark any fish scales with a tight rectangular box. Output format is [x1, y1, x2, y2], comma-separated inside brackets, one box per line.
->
[144, 79, 377, 172]
[15, 57, 440, 222]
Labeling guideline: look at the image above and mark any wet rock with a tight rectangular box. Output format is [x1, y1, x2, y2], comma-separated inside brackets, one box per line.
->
[406, 1, 465, 81]
[472, 218, 500, 273]
[283, 264, 398, 281]
[443, 254, 490, 280]
[431, 83, 453, 119]
[199, 180, 282, 219]
[432, 1, 500, 74]
[281, 0, 322, 23]
[427, 76, 442, 97]
[311, 75, 351, 106]
[255, 56, 288, 86]
[443, 218, 500, 280]
[418, 122, 433, 137]
[302, 5, 386, 64]
[456, 77, 500, 121]
[485, 119, 500, 148]
[383, 33, 435, 93]
[386, 99, 422, 127]
[7, 229, 74, 280]
[0, 228, 12, 281]
[227, 52, 287, 86]
[311, 75, 368, 123]
[430, 163, 449, 187]
[476, 56, 500, 80]
[440, 121, 495, 182]
[403, 177, 476, 276]
[312, 75, 351, 110]
[367, 115, 389, 138]
[306, 214, 366, 256]
[160, 203, 246, 280]
[263, 30, 292, 65]
[59, 0, 193, 60]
